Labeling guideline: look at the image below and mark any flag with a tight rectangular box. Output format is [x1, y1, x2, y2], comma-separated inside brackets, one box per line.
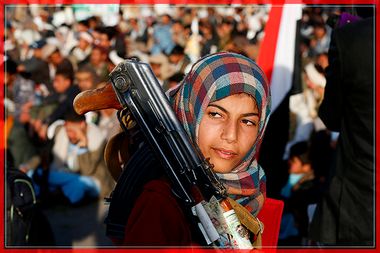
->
[256, 4, 303, 198]
[257, 4, 303, 112]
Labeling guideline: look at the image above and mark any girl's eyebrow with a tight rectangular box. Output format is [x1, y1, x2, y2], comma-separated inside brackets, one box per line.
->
[208, 104, 259, 117]
[208, 104, 227, 113]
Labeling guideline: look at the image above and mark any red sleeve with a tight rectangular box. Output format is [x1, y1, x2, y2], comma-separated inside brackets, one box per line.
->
[123, 179, 193, 246]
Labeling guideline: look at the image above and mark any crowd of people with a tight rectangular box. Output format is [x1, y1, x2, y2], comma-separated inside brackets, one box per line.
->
[4, 4, 374, 247]
[4, 4, 272, 206]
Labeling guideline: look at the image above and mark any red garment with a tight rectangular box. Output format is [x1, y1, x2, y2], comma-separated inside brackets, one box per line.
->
[123, 179, 193, 246]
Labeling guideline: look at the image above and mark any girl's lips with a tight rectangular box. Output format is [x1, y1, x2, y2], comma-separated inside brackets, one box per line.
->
[212, 148, 237, 160]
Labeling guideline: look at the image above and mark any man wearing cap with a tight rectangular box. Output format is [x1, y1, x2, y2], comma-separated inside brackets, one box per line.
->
[17, 39, 51, 89]
[148, 53, 176, 87]
[69, 32, 93, 70]
[43, 44, 74, 82]
[283, 62, 327, 159]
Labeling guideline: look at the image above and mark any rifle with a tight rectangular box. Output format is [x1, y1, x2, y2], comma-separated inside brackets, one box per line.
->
[74, 58, 227, 245]
[73, 58, 262, 248]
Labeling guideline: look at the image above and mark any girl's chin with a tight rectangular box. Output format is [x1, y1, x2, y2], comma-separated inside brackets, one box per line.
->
[211, 161, 235, 174]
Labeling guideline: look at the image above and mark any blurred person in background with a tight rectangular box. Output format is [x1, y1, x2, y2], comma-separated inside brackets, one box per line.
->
[17, 39, 51, 91]
[85, 45, 109, 82]
[68, 31, 94, 70]
[5, 59, 40, 172]
[75, 66, 101, 124]
[199, 20, 219, 57]
[171, 20, 187, 48]
[316, 52, 329, 70]
[148, 53, 175, 87]
[217, 18, 235, 51]
[95, 82, 121, 141]
[44, 44, 75, 82]
[33, 71, 80, 141]
[284, 62, 326, 159]
[310, 11, 374, 246]
[151, 14, 175, 55]
[167, 44, 192, 76]
[308, 22, 330, 57]
[39, 110, 114, 204]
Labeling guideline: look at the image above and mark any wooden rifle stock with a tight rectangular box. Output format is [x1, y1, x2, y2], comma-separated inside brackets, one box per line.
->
[73, 83, 122, 115]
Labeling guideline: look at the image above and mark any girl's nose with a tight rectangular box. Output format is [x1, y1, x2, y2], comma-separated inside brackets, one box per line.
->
[221, 120, 238, 143]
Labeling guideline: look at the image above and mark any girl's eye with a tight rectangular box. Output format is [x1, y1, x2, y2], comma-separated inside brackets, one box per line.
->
[242, 119, 257, 126]
[209, 112, 222, 118]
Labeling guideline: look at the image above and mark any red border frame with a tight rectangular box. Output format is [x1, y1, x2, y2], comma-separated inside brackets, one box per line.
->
[0, 1, 378, 253]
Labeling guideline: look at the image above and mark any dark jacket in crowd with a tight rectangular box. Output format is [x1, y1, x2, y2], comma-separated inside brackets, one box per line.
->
[310, 17, 374, 246]
[43, 85, 81, 126]
[23, 57, 51, 87]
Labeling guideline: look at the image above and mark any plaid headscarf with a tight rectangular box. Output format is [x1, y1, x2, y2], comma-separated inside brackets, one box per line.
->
[168, 52, 271, 215]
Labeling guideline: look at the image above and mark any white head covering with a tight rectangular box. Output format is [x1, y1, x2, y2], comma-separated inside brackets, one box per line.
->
[79, 32, 93, 44]
[305, 63, 326, 88]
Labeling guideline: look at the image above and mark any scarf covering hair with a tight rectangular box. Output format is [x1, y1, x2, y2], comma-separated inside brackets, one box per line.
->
[168, 52, 271, 216]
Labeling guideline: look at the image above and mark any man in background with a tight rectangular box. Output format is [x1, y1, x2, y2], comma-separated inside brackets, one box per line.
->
[310, 14, 374, 246]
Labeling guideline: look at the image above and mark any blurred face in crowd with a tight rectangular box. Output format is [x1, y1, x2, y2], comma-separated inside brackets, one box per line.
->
[49, 51, 63, 66]
[288, 156, 304, 174]
[33, 48, 43, 59]
[4, 71, 16, 87]
[168, 54, 182, 64]
[129, 18, 138, 28]
[198, 93, 259, 174]
[88, 18, 98, 30]
[150, 63, 162, 79]
[317, 53, 329, 69]
[220, 21, 233, 36]
[99, 33, 111, 49]
[288, 156, 311, 174]
[314, 26, 326, 40]
[161, 15, 171, 25]
[65, 120, 86, 145]
[200, 23, 212, 39]
[171, 22, 184, 34]
[78, 37, 90, 50]
[76, 23, 88, 33]
[92, 30, 101, 45]
[19, 109, 31, 124]
[53, 74, 71, 93]
[90, 48, 106, 66]
[76, 71, 94, 91]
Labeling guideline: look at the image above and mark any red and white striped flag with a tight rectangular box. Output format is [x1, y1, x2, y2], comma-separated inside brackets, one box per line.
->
[257, 4, 303, 112]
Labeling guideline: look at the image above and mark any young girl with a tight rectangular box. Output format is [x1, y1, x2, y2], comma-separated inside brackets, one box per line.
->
[121, 52, 271, 246]
[74, 51, 271, 246]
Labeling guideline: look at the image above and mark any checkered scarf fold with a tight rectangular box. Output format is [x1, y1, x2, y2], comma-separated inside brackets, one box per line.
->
[168, 52, 271, 216]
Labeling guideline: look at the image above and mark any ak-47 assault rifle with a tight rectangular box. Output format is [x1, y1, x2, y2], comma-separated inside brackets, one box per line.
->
[74, 58, 227, 245]
[73, 58, 262, 248]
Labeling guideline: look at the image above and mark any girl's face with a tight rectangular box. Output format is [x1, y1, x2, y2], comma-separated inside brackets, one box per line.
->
[198, 93, 259, 173]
